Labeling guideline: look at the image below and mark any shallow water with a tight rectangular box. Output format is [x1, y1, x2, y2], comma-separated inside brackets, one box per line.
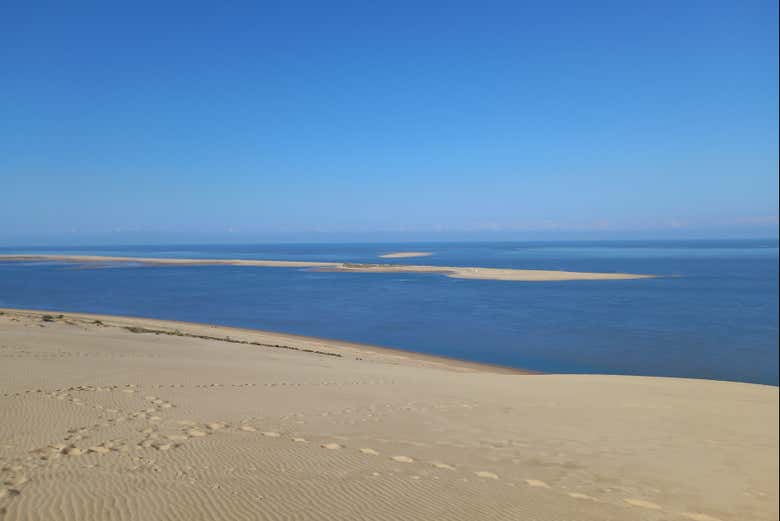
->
[1, 240, 777, 385]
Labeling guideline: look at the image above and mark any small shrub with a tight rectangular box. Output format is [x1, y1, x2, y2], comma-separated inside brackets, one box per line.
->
[125, 326, 146, 333]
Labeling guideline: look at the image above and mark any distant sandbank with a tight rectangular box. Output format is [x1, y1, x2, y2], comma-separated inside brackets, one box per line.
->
[0, 254, 655, 282]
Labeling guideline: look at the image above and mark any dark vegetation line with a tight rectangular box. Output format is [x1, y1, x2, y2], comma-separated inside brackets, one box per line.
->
[120, 325, 343, 358]
[32, 312, 343, 359]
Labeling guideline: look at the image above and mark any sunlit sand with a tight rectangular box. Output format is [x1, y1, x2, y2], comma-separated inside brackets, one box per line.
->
[0, 308, 776, 521]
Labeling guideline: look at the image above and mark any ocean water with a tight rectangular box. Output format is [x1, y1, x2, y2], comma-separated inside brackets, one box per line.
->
[0, 240, 777, 385]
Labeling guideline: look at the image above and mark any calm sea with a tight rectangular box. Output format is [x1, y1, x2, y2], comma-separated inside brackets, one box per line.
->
[0, 240, 777, 385]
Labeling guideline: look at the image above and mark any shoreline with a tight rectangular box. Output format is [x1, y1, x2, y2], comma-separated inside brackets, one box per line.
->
[0, 307, 532, 375]
[3, 307, 776, 387]
[0, 254, 655, 282]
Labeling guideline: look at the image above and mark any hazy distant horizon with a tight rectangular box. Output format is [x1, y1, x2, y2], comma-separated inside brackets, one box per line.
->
[2, 227, 778, 248]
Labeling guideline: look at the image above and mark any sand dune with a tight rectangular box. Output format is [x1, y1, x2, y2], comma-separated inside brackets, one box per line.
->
[0, 254, 654, 281]
[0, 308, 777, 521]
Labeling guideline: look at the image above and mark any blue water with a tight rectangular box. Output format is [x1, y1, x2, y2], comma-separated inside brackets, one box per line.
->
[1, 240, 777, 385]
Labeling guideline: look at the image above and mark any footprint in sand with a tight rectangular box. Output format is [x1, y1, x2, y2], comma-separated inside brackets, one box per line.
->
[359, 448, 379, 455]
[239, 425, 256, 432]
[431, 462, 455, 470]
[624, 498, 662, 510]
[7, 476, 28, 487]
[321, 443, 343, 450]
[568, 492, 597, 501]
[186, 429, 207, 438]
[525, 479, 550, 488]
[291, 438, 307, 443]
[681, 513, 723, 521]
[261, 432, 281, 438]
[207, 423, 226, 431]
[0, 488, 21, 499]
[391, 456, 414, 463]
[474, 471, 499, 479]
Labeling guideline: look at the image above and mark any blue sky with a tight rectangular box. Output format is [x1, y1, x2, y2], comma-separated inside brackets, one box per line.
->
[1, 1, 777, 244]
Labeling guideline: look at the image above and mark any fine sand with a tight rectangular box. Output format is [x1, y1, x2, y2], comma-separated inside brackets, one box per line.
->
[378, 252, 433, 259]
[0, 309, 777, 521]
[0, 254, 654, 282]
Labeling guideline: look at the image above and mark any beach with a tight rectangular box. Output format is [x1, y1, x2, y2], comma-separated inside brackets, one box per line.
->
[0, 309, 776, 521]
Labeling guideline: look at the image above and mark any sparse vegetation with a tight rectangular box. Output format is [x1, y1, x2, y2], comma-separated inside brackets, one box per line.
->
[121, 324, 341, 357]
[124, 326, 148, 334]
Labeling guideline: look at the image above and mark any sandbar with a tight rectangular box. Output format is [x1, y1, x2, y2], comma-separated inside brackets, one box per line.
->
[0, 254, 655, 281]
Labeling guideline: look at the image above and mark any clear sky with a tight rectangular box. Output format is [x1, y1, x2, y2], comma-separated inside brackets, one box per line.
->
[1, 1, 778, 244]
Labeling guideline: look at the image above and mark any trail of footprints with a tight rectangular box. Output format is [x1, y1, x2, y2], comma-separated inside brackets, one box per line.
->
[1, 386, 179, 508]
[1, 379, 396, 399]
[1, 383, 723, 521]
[181, 424, 722, 520]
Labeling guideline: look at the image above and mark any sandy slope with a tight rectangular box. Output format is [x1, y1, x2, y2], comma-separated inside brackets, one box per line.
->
[0, 254, 654, 281]
[0, 309, 776, 521]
